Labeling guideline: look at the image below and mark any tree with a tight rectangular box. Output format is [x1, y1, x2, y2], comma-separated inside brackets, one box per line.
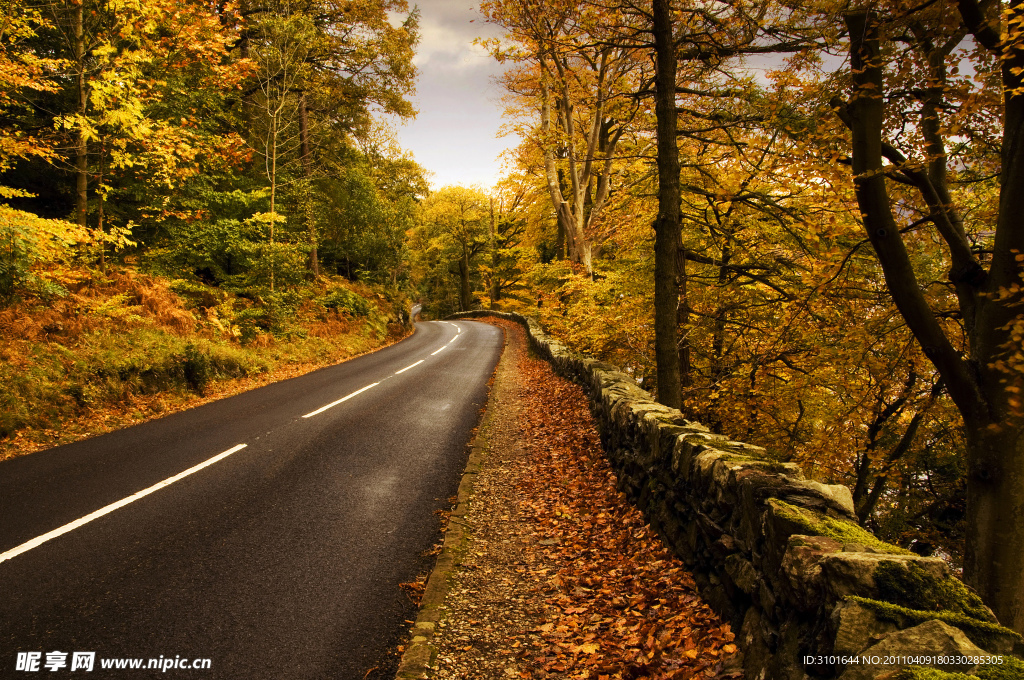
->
[239, 0, 419, 278]
[833, 3, 1024, 632]
[2, 0, 253, 244]
[313, 142, 424, 287]
[0, 0, 86, 302]
[483, 181, 532, 307]
[414, 186, 490, 313]
[483, 0, 647, 273]
[651, 0, 682, 409]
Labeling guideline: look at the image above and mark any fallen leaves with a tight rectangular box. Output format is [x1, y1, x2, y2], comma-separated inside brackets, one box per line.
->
[399, 575, 428, 606]
[430, 319, 741, 679]
[509, 323, 741, 679]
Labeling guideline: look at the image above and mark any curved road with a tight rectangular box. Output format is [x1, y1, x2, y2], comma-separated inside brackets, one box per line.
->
[0, 320, 502, 679]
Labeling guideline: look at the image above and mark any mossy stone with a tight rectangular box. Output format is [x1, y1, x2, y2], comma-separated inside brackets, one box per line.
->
[891, 654, 1024, 679]
[770, 499, 912, 555]
[873, 560, 995, 622]
[849, 596, 1022, 654]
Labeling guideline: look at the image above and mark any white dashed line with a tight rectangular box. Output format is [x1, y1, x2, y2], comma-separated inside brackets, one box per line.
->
[1, 320, 477, 567]
[302, 383, 380, 418]
[0, 444, 249, 565]
[395, 360, 425, 374]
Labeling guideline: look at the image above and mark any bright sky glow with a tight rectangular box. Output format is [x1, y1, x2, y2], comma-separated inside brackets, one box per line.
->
[394, 1, 517, 191]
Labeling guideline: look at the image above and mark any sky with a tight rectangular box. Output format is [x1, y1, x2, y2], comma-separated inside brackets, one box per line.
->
[393, 1, 516, 191]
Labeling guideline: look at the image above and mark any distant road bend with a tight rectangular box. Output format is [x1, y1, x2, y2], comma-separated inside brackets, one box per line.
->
[0, 320, 502, 679]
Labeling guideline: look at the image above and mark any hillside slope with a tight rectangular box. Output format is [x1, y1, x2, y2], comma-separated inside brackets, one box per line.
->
[0, 266, 408, 460]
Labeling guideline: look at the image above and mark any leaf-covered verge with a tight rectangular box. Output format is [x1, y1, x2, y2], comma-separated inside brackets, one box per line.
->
[0, 265, 408, 461]
[430, 318, 741, 679]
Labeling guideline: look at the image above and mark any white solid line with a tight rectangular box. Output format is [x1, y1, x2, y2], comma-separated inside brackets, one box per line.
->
[0, 444, 248, 565]
[395, 360, 425, 374]
[431, 346, 447, 355]
[302, 383, 379, 418]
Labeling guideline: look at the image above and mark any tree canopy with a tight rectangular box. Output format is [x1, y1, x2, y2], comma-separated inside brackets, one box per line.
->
[406, 0, 1024, 635]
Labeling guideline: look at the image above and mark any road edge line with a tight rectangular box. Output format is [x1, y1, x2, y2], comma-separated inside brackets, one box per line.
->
[394, 323, 506, 680]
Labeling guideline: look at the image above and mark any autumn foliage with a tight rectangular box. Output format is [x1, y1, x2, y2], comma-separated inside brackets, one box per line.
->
[407, 0, 1024, 637]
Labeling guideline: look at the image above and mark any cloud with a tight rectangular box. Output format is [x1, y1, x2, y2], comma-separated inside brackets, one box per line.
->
[411, 4, 501, 72]
[395, 1, 519, 190]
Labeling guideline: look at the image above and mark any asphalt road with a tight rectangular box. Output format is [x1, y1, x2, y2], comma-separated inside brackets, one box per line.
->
[0, 320, 502, 679]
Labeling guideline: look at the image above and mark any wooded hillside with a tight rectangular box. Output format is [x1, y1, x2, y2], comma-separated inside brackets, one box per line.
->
[0, 0, 424, 454]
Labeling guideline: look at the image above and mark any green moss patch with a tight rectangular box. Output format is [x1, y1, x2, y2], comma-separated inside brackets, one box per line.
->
[770, 499, 913, 555]
[849, 597, 1021, 653]
[891, 654, 1024, 680]
[874, 560, 995, 622]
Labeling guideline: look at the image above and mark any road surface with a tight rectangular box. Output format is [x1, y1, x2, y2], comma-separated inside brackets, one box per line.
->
[0, 320, 502, 679]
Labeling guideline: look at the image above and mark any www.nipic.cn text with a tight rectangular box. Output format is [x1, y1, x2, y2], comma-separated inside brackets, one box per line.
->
[15, 652, 212, 672]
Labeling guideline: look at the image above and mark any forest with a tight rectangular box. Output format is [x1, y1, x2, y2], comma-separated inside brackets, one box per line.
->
[0, 0, 424, 455]
[1, 0, 1022, 637]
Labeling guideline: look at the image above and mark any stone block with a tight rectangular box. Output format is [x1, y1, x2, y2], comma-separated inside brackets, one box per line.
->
[819, 553, 950, 603]
[837, 620, 991, 680]
[830, 599, 899, 657]
[778, 535, 844, 608]
[741, 607, 774, 680]
[725, 553, 760, 596]
[671, 432, 728, 477]
[773, 479, 858, 521]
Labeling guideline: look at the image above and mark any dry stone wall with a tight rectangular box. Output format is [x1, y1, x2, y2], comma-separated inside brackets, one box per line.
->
[447, 311, 1022, 680]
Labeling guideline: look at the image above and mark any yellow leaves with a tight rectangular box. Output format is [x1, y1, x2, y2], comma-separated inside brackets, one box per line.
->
[0, 204, 89, 266]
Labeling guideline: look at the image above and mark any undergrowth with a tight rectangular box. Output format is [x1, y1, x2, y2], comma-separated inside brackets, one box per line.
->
[0, 266, 408, 459]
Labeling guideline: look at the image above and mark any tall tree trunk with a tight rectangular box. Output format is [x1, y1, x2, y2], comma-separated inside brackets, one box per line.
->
[541, 79, 576, 266]
[97, 139, 105, 270]
[459, 245, 471, 311]
[652, 0, 682, 409]
[677, 243, 691, 390]
[73, 0, 87, 228]
[299, 92, 318, 277]
[489, 196, 499, 307]
[556, 168, 567, 259]
[269, 112, 277, 294]
[965, 423, 1024, 632]
[971, 0, 1024, 632]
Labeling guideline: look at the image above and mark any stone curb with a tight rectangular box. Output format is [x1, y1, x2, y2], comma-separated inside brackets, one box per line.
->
[394, 321, 507, 679]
